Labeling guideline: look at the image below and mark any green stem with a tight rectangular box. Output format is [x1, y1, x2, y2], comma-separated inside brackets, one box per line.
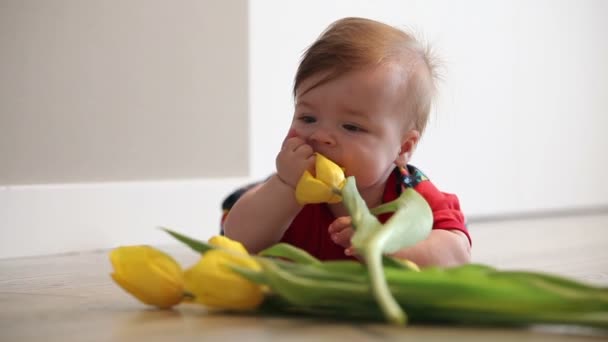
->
[369, 200, 400, 216]
[365, 233, 407, 325]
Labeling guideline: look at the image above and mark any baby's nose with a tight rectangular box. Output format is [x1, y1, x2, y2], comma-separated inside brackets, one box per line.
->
[308, 129, 336, 146]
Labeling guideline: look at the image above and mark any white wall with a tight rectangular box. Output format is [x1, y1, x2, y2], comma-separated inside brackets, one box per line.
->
[249, 0, 608, 216]
[2, 0, 607, 259]
[0, 177, 249, 258]
[1, 0, 249, 184]
[0, 0, 250, 258]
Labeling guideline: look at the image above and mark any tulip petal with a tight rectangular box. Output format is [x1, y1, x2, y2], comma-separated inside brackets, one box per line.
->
[109, 246, 184, 309]
[149, 262, 184, 292]
[294, 154, 345, 205]
[109, 248, 125, 275]
[327, 193, 343, 204]
[112, 269, 182, 309]
[184, 250, 263, 310]
[315, 153, 345, 190]
[111, 272, 156, 305]
[149, 249, 184, 287]
[209, 235, 249, 254]
[295, 170, 334, 204]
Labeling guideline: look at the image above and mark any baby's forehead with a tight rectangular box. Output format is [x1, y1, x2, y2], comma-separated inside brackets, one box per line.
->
[296, 61, 410, 99]
[296, 64, 413, 122]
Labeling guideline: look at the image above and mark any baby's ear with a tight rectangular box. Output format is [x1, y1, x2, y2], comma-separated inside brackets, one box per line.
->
[395, 129, 420, 166]
[395, 153, 408, 168]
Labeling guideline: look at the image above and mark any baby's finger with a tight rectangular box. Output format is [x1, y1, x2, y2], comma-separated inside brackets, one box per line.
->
[328, 216, 352, 234]
[331, 227, 354, 248]
[281, 129, 300, 148]
[282, 136, 306, 152]
[304, 153, 316, 171]
[294, 143, 314, 159]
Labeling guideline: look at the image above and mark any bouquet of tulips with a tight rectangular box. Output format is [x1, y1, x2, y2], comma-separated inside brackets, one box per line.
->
[110, 154, 608, 329]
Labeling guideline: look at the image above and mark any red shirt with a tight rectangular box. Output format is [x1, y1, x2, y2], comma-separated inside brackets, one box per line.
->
[280, 166, 470, 261]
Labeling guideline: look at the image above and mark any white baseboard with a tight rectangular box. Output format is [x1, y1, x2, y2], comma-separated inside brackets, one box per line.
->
[0, 177, 252, 259]
[3, 177, 605, 260]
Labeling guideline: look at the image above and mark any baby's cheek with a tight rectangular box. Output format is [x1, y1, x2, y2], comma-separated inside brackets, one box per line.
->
[285, 128, 299, 139]
[352, 164, 386, 187]
[282, 128, 302, 147]
[294, 127, 314, 143]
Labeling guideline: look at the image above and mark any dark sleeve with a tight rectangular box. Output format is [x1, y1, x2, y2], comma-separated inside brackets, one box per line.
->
[219, 179, 266, 234]
[414, 180, 472, 246]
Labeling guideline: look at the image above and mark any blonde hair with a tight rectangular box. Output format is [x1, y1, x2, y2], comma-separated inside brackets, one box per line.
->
[294, 17, 440, 134]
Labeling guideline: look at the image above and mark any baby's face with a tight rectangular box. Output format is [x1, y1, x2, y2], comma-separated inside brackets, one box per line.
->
[291, 63, 411, 193]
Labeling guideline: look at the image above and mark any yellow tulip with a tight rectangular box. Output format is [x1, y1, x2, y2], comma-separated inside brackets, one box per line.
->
[295, 153, 345, 205]
[208, 235, 248, 254]
[184, 248, 264, 310]
[110, 245, 184, 309]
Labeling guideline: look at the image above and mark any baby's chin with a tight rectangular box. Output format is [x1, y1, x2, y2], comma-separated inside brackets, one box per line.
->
[354, 173, 393, 190]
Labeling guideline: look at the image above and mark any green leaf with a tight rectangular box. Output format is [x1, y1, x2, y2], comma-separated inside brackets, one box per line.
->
[278, 260, 368, 283]
[369, 200, 399, 216]
[159, 227, 214, 254]
[339, 176, 433, 325]
[344, 178, 432, 254]
[258, 243, 321, 265]
[341, 177, 383, 248]
[374, 187, 432, 254]
[382, 255, 420, 271]
[230, 265, 268, 285]
[257, 258, 373, 309]
[313, 260, 367, 276]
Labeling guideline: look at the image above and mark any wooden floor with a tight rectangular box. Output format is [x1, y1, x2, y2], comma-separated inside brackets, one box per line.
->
[1, 214, 607, 341]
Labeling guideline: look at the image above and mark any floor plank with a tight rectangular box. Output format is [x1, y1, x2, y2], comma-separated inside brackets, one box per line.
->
[1, 214, 607, 341]
[471, 214, 608, 286]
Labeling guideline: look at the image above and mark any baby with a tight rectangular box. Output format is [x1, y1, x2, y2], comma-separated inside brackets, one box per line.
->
[222, 17, 471, 267]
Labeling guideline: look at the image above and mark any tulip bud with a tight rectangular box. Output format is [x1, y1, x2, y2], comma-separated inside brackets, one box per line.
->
[110, 245, 184, 309]
[295, 153, 345, 205]
[208, 235, 248, 254]
[184, 249, 264, 310]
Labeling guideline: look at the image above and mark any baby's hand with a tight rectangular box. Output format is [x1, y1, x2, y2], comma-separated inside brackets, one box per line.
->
[276, 130, 315, 188]
[328, 216, 357, 256]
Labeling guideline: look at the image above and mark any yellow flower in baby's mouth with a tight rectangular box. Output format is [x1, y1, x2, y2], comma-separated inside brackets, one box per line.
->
[183, 236, 264, 310]
[110, 245, 184, 309]
[295, 153, 345, 205]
